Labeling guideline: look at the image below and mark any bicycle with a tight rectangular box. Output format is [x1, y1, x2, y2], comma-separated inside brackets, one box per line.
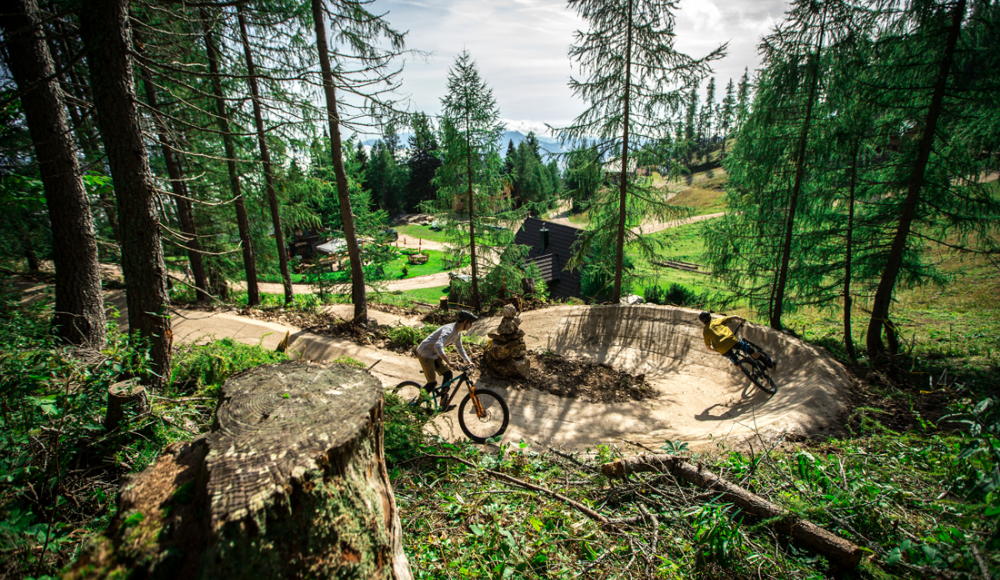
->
[389, 366, 510, 444]
[732, 322, 777, 395]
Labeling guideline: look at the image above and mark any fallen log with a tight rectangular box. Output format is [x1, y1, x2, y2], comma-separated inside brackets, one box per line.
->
[67, 361, 412, 580]
[602, 454, 863, 569]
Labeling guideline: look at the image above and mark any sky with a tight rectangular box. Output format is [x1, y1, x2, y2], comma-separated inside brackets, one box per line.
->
[371, 0, 793, 137]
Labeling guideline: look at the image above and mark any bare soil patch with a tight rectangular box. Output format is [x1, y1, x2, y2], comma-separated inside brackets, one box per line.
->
[485, 350, 655, 403]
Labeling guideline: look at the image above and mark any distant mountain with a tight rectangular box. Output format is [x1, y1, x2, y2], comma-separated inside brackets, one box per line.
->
[359, 129, 569, 158]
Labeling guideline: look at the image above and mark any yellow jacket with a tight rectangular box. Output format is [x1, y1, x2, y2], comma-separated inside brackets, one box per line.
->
[704, 316, 738, 354]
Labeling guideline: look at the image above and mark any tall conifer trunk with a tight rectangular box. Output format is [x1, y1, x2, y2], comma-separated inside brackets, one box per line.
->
[613, 0, 634, 304]
[237, 6, 293, 304]
[771, 14, 825, 330]
[1, 0, 106, 347]
[466, 108, 481, 311]
[312, 0, 368, 323]
[79, 0, 171, 386]
[843, 141, 859, 360]
[202, 10, 260, 307]
[866, 0, 965, 358]
[138, 64, 210, 302]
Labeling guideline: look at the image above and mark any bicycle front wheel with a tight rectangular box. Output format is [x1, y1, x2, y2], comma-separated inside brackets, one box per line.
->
[389, 380, 435, 414]
[458, 389, 510, 444]
[739, 360, 777, 395]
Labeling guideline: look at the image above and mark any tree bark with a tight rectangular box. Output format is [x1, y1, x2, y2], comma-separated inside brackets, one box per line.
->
[0, 0, 106, 348]
[103, 379, 148, 432]
[771, 14, 825, 330]
[612, 0, 634, 305]
[237, 6, 293, 305]
[602, 455, 863, 569]
[465, 108, 481, 311]
[866, 0, 965, 358]
[79, 0, 171, 387]
[202, 10, 260, 307]
[312, 0, 368, 324]
[843, 141, 858, 361]
[68, 361, 413, 579]
[138, 63, 210, 302]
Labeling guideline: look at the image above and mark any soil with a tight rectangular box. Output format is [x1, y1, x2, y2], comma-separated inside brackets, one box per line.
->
[484, 350, 655, 403]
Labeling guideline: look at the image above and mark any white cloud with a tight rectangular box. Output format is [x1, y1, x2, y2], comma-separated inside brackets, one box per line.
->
[373, 0, 791, 121]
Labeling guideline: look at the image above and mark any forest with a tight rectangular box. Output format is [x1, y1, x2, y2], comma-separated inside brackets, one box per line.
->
[1, 0, 999, 577]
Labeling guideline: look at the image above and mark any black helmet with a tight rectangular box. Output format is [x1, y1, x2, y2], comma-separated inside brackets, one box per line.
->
[457, 310, 478, 323]
[698, 311, 711, 323]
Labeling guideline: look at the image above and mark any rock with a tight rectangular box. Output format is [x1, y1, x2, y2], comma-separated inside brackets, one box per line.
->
[497, 316, 522, 335]
[502, 304, 517, 318]
[488, 340, 526, 360]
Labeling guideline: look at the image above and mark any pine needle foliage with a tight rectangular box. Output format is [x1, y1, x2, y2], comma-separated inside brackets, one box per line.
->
[556, 0, 724, 302]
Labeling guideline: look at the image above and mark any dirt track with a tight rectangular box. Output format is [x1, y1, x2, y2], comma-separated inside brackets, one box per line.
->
[172, 303, 850, 450]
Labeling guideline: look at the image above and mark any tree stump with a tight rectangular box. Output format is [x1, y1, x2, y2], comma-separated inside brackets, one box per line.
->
[104, 379, 148, 432]
[67, 361, 413, 580]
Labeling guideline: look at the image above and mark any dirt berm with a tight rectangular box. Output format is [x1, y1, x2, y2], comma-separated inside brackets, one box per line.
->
[448, 304, 851, 450]
[171, 303, 850, 451]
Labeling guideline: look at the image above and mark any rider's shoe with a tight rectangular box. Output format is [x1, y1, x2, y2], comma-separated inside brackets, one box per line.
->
[766, 356, 776, 369]
[443, 404, 457, 412]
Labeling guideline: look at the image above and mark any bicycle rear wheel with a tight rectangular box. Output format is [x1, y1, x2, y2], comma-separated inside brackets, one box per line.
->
[458, 389, 509, 443]
[389, 380, 435, 414]
[739, 359, 777, 395]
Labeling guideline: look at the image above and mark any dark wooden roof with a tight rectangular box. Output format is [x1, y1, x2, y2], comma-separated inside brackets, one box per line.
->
[514, 218, 583, 300]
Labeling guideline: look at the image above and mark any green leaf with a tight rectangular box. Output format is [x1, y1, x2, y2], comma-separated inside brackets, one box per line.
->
[470, 523, 484, 537]
[529, 516, 543, 532]
[886, 547, 901, 565]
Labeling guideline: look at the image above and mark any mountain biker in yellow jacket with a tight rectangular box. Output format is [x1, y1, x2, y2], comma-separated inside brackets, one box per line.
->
[699, 312, 774, 368]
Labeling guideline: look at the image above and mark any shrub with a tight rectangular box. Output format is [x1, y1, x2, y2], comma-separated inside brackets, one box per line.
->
[171, 337, 287, 395]
[387, 324, 436, 349]
[664, 283, 698, 306]
[644, 284, 665, 305]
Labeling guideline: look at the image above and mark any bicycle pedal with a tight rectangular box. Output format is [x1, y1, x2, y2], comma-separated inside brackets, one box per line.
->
[443, 404, 457, 412]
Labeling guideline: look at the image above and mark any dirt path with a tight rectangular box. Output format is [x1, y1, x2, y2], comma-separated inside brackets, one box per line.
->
[171, 303, 850, 451]
[545, 204, 722, 233]
[238, 271, 451, 297]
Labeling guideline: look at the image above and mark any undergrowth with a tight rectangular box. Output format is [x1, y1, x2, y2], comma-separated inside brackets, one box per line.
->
[384, 390, 1000, 579]
[0, 283, 286, 579]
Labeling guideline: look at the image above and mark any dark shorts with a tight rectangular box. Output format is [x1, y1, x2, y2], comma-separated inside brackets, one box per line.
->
[722, 339, 753, 366]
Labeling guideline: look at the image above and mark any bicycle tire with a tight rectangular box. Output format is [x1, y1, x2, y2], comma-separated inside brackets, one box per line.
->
[457, 389, 510, 444]
[739, 359, 777, 395]
[389, 380, 435, 414]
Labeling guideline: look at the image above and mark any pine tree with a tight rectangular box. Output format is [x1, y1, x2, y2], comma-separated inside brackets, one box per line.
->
[405, 112, 441, 212]
[736, 67, 750, 129]
[558, 0, 723, 302]
[434, 50, 513, 311]
[719, 78, 736, 154]
[698, 76, 717, 159]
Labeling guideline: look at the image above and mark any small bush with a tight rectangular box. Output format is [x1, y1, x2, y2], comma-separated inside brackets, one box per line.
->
[171, 337, 287, 395]
[664, 283, 698, 306]
[387, 324, 436, 349]
[401, 265, 410, 278]
[644, 284, 666, 305]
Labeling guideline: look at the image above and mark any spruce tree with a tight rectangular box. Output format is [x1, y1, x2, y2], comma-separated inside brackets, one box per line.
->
[558, 0, 723, 302]
[434, 50, 514, 311]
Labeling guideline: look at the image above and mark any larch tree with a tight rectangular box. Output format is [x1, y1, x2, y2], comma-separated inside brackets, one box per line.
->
[201, 7, 260, 307]
[558, 0, 724, 303]
[236, 4, 292, 304]
[310, 0, 406, 324]
[79, 0, 171, 387]
[864, 0, 1000, 357]
[0, 0, 106, 347]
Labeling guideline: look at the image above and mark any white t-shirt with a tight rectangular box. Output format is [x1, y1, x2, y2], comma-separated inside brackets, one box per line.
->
[416, 323, 471, 364]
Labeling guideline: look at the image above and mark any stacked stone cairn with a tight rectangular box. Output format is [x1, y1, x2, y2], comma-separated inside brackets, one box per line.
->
[485, 304, 530, 379]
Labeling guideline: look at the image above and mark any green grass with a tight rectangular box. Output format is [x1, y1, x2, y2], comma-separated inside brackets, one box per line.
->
[396, 224, 452, 244]
[627, 219, 717, 301]
[259, 249, 458, 284]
